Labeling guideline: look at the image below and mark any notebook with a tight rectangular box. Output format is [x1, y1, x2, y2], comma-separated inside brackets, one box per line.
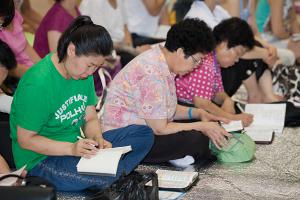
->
[76, 146, 132, 176]
[154, 169, 199, 192]
[244, 104, 286, 144]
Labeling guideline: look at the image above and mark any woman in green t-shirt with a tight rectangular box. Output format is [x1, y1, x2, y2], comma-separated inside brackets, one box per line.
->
[10, 16, 154, 191]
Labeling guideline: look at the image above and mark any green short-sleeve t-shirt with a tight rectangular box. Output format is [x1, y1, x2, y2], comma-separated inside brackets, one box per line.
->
[10, 53, 97, 170]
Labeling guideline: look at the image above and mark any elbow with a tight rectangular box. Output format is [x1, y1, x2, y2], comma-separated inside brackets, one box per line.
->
[17, 133, 32, 150]
[152, 127, 165, 135]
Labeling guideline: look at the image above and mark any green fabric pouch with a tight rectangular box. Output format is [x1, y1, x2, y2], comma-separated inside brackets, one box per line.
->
[209, 132, 256, 163]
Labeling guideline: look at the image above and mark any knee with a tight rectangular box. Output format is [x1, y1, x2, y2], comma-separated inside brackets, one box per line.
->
[130, 125, 154, 149]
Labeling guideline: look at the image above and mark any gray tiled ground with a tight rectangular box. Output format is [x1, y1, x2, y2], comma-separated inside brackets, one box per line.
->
[58, 127, 300, 200]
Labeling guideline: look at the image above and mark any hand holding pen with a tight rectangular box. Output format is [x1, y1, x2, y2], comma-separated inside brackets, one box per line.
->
[72, 136, 99, 158]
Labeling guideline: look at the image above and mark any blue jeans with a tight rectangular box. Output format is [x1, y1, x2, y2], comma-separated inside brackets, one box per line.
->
[28, 125, 154, 191]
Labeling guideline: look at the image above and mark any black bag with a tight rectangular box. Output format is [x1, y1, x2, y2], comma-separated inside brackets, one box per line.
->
[88, 171, 159, 200]
[0, 174, 56, 200]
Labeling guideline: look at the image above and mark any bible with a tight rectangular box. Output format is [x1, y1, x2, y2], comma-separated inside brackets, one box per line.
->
[244, 104, 286, 144]
[154, 169, 199, 192]
[76, 146, 132, 176]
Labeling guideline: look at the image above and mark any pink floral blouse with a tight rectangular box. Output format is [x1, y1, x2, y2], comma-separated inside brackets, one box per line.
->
[101, 45, 177, 132]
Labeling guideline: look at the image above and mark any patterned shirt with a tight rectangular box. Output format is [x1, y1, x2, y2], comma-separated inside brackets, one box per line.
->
[175, 52, 224, 104]
[101, 45, 177, 132]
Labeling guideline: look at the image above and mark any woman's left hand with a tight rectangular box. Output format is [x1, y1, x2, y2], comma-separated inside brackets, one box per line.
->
[93, 134, 112, 149]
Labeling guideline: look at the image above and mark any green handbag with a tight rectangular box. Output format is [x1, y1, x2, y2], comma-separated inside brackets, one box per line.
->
[209, 131, 256, 163]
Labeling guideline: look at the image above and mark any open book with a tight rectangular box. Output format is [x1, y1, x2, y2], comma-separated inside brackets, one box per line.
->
[154, 169, 199, 192]
[221, 120, 243, 132]
[244, 104, 286, 144]
[76, 146, 132, 176]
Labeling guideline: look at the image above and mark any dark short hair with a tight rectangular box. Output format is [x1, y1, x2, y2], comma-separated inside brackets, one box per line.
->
[57, 16, 113, 62]
[213, 17, 255, 50]
[0, 0, 15, 28]
[165, 18, 215, 56]
[0, 40, 17, 70]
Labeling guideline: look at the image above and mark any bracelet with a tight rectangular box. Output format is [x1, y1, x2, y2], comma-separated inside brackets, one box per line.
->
[188, 107, 193, 120]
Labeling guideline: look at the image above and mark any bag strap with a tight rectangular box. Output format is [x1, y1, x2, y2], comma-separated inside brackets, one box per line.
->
[96, 68, 112, 118]
[0, 174, 23, 182]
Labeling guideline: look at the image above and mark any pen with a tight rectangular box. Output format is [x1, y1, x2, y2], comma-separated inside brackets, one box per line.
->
[231, 134, 244, 145]
[218, 121, 244, 145]
[236, 102, 245, 113]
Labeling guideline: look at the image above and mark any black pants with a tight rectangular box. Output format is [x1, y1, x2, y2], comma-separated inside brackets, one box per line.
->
[0, 112, 15, 168]
[143, 129, 210, 164]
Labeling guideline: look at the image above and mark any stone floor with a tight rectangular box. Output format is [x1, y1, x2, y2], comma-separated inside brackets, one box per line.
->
[58, 127, 300, 200]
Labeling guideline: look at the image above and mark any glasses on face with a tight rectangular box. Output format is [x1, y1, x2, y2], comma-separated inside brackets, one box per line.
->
[190, 55, 203, 67]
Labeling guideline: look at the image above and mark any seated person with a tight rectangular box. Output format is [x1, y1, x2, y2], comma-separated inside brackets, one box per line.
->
[10, 16, 154, 191]
[184, 0, 285, 103]
[123, 0, 168, 46]
[0, 0, 40, 78]
[256, 0, 300, 63]
[14, 0, 43, 34]
[79, 0, 149, 66]
[0, 40, 17, 170]
[101, 18, 231, 167]
[33, 0, 80, 58]
[0, 39, 16, 114]
[175, 18, 254, 127]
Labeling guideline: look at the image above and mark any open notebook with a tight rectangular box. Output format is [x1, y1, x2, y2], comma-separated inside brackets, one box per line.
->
[154, 169, 199, 192]
[244, 104, 286, 144]
[76, 146, 132, 176]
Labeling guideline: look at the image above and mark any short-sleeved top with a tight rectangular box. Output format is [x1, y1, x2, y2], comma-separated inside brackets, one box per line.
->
[221, 41, 269, 96]
[175, 52, 224, 104]
[0, 10, 34, 67]
[10, 53, 97, 170]
[123, 0, 160, 37]
[80, 0, 127, 43]
[101, 45, 177, 132]
[184, 1, 231, 28]
[33, 3, 80, 58]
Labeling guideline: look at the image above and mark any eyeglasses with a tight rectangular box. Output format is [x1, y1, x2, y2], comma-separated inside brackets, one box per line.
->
[190, 55, 203, 67]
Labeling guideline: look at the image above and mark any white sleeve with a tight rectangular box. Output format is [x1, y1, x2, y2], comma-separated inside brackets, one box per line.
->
[0, 93, 13, 114]
[78, 0, 89, 15]
[120, 0, 128, 25]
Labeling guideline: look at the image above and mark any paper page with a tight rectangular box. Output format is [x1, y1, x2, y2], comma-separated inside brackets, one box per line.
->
[159, 190, 185, 200]
[0, 166, 26, 186]
[221, 120, 243, 132]
[156, 170, 198, 189]
[245, 127, 273, 142]
[245, 104, 286, 135]
[76, 146, 131, 176]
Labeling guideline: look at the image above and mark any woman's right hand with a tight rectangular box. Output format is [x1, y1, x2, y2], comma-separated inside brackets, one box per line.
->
[198, 122, 232, 150]
[71, 139, 99, 158]
[234, 113, 254, 127]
